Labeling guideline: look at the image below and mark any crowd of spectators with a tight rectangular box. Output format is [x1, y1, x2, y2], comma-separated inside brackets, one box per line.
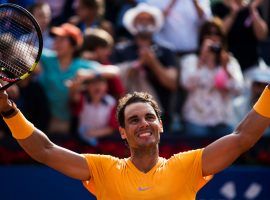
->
[0, 0, 270, 164]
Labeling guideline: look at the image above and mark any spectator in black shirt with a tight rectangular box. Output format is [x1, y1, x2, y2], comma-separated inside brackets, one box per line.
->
[212, 0, 268, 72]
[111, 3, 178, 130]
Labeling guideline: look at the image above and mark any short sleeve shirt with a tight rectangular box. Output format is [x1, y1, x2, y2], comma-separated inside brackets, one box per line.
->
[82, 149, 212, 200]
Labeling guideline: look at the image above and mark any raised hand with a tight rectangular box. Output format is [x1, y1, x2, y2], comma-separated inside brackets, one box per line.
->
[227, 0, 241, 14]
[250, 0, 264, 10]
[0, 86, 14, 113]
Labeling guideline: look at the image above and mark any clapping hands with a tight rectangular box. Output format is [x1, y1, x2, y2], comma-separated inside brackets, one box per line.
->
[250, 0, 264, 10]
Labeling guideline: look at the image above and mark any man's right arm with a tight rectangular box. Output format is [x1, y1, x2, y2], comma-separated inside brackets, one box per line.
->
[17, 130, 90, 181]
[0, 91, 90, 181]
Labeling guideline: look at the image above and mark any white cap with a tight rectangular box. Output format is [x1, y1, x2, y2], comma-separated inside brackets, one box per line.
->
[123, 3, 164, 35]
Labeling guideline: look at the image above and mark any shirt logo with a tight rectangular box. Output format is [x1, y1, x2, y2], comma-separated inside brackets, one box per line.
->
[138, 186, 151, 191]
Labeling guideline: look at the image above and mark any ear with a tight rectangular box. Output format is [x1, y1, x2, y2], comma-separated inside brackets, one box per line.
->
[159, 120, 164, 133]
[119, 127, 127, 139]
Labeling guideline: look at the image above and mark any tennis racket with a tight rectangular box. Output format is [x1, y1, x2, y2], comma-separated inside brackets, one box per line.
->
[0, 3, 43, 91]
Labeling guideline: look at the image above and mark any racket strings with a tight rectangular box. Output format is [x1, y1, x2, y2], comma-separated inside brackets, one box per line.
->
[0, 7, 39, 80]
[0, 34, 35, 76]
[0, 9, 38, 46]
[0, 60, 25, 78]
[1, 8, 34, 33]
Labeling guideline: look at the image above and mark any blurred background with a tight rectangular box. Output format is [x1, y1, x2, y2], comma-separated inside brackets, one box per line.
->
[0, 0, 270, 199]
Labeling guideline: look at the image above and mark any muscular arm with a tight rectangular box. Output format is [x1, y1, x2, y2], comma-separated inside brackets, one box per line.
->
[202, 86, 270, 176]
[0, 92, 90, 181]
[17, 129, 90, 181]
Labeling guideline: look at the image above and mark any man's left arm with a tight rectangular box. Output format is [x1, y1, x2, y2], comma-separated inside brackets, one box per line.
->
[202, 85, 270, 176]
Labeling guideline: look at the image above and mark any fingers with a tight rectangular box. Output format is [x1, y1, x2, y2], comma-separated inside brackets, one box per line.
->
[0, 90, 7, 97]
[0, 84, 8, 96]
[0, 87, 11, 113]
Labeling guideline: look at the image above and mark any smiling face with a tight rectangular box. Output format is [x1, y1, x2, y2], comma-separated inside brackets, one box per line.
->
[119, 102, 163, 149]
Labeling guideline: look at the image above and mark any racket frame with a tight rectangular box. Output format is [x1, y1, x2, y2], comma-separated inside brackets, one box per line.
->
[0, 3, 43, 91]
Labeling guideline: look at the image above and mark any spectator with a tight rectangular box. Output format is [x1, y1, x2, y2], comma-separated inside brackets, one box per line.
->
[146, 0, 212, 130]
[70, 0, 114, 35]
[80, 28, 125, 99]
[69, 76, 117, 145]
[180, 18, 244, 137]
[212, 0, 269, 72]
[81, 28, 114, 64]
[38, 23, 100, 135]
[28, 2, 54, 49]
[147, 0, 212, 56]
[111, 3, 178, 130]
[233, 67, 270, 136]
[36, 0, 71, 25]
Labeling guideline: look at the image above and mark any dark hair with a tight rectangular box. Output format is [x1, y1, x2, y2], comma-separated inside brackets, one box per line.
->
[79, 0, 104, 17]
[117, 92, 162, 128]
[199, 17, 227, 65]
[199, 17, 226, 47]
[81, 28, 113, 51]
[80, 0, 99, 8]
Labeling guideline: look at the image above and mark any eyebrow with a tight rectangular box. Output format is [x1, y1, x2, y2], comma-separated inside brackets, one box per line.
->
[127, 112, 156, 121]
[127, 115, 138, 122]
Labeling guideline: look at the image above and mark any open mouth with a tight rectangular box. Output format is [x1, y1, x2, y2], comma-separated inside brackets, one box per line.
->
[138, 132, 152, 138]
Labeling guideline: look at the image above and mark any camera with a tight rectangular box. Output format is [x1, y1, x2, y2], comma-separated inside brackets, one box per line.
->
[150, 44, 162, 56]
[209, 44, 222, 54]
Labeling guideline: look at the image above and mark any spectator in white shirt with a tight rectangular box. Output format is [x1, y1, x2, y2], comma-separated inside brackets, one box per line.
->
[147, 0, 212, 56]
[180, 18, 244, 137]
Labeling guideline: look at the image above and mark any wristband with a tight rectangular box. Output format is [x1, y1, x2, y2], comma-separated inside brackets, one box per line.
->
[3, 110, 35, 139]
[253, 86, 270, 118]
[0, 100, 18, 118]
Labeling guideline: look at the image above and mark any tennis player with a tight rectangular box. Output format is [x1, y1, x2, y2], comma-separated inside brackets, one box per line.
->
[0, 84, 270, 199]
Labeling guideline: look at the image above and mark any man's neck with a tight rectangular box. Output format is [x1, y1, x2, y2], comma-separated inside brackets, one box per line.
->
[130, 146, 159, 173]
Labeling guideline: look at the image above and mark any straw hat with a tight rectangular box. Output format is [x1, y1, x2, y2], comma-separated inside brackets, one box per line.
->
[123, 3, 164, 35]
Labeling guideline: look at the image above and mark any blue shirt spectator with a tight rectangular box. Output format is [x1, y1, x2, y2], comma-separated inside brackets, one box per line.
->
[40, 49, 99, 121]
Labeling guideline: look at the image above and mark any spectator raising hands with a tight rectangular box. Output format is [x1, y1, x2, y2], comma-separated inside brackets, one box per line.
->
[212, 0, 268, 72]
[180, 18, 244, 137]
